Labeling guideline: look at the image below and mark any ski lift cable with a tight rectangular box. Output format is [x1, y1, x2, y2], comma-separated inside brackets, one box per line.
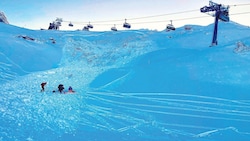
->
[126, 11, 250, 25]
[61, 9, 199, 25]
[172, 11, 250, 22]
[128, 9, 199, 20]
[126, 3, 250, 21]
[87, 14, 213, 25]
[62, 11, 250, 27]
[89, 19, 123, 23]
[230, 3, 250, 7]
[64, 3, 250, 24]
[63, 19, 123, 24]
[130, 15, 211, 25]
[60, 3, 250, 27]
[230, 11, 250, 16]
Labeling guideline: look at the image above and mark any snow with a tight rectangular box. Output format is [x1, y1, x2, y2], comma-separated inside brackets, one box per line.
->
[0, 11, 9, 24]
[0, 21, 250, 141]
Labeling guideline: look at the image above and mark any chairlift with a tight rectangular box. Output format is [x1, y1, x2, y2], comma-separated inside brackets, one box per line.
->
[166, 20, 175, 31]
[87, 22, 93, 28]
[202, 1, 229, 22]
[111, 24, 117, 31]
[219, 8, 229, 22]
[123, 19, 131, 29]
[200, 1, 230, 46]
[68, 22, 74, 27]
[219, 12, 229, 22]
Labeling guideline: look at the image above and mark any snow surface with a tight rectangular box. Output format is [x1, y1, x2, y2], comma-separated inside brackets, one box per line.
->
[0, 12, 9, 24]
[0, 22, 250, 141]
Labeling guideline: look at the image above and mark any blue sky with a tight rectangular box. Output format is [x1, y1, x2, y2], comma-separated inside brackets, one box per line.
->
[1, 0, 250, 31]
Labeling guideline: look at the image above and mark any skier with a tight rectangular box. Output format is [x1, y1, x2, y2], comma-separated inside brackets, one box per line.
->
[58, 84, 64, 93]
[41, 82, 47, 92]
[68, 86, 75, 93]
[68, 86, 73, 92]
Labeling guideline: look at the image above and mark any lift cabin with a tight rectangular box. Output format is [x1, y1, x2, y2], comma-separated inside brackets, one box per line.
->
[123, 19, 131, 29]
[200, 1, 230, 46]
[111, 24, 117, 31]
[166, 20, 175, 31]
[68, 22, 73, 27]
[87, 22, 93, 28]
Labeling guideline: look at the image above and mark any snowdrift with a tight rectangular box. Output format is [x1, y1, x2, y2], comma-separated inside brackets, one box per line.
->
[0, 22, 250, 141]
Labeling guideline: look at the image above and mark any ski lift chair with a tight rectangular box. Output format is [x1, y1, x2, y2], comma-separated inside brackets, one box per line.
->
[166, 20, 175, 31]
[87, 22, 93, 28]
[68, 22, 74, 27]
[123, 19, 131, 29]
[166, 24, 175, 31]
[111, 24, 117, 31]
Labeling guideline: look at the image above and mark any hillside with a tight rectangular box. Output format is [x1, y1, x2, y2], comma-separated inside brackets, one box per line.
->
[0, 22, 250, 141]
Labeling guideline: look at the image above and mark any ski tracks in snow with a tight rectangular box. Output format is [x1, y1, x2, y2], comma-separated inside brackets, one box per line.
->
[83, 91, 250, 139]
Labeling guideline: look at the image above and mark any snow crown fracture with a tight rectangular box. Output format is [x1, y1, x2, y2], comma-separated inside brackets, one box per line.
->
[0, 11, 9, 24]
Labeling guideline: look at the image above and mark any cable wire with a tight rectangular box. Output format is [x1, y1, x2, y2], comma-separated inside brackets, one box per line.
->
[128, 9, 198, 20]
[61, 3, 250, 27]
[230, 3, 250, 7]
[230, 11, 250, 16]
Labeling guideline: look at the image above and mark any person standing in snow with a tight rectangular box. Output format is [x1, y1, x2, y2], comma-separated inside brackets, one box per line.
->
[68, 86, 75, 93]
[41, 82, 47, 92]
[68, 86, 73, 92]
[58, 84, 64, 93]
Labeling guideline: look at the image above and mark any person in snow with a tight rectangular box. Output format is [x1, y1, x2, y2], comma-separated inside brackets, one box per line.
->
[58, 84, 64, 93]
[68, 86, 75, 93]
[41, 82, 47, 92]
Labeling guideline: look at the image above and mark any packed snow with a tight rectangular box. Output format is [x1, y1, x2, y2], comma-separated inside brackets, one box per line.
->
[0, 22, 250, 141]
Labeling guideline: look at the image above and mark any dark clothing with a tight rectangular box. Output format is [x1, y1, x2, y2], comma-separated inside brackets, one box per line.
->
[68, 86, 72, 91]
[58, 84, 64, 93]
[41, 82, 47, 92]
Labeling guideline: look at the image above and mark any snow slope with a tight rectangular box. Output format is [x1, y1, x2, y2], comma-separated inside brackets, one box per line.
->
[0, 22, 250, 141]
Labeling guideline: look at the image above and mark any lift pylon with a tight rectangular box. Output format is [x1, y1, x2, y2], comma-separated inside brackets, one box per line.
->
[200, 1, 229, 46]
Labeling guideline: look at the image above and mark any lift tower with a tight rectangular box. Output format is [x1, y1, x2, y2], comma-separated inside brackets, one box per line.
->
[200, 1, 229, 46]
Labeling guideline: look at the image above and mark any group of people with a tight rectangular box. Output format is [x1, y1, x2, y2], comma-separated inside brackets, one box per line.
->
[41, 82, 75, 94]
